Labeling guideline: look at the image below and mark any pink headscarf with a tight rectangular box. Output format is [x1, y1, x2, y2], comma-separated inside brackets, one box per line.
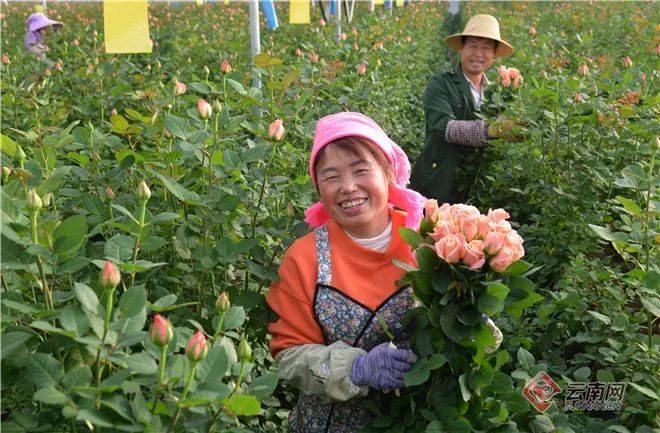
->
[304, 112, 426, 230]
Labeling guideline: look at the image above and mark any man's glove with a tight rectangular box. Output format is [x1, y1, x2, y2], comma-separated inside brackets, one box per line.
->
[482, 314, 504, 354]
[487, 118, 526, 141]
[351, 342, 418, 391]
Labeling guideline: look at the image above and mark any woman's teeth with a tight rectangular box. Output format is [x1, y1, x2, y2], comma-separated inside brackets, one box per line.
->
[341, 198, 367, 209]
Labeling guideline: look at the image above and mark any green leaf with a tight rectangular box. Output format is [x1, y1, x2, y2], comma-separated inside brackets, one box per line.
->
[640, 295, 660, 318]
[1, 133, 17, 156]
[163, 114, 190, 140]
[58, 304, 90, 337]
[247, 373, 278, 399]
[74, 283, 99, 314]
[445, 419, 472, 433]
[425, 420, 444, 433]
[151, 212, 180, 223]
[606, 426, 631, 433]
[223, 306, 246, 330]
[110, 204, 139, 224]
[104, 235, 135, 263]
[53, 215, 88, 256]
[197, 345, 230, 383]
[33, 386, 67, 405]
[530, 415, 555, 433]
[404, 358, 431, 386]
[188, 82, 212, 94]
[254, 53, 283, 67]
[458, 374, 471, 401]
[126, 352, 157, 375]
[110, 114, 130, 134]
[628, 382, 659, 400]
[516, 348, 535, 371]
[62, 366, 93, 390]
[151, 171, 201, 204]
[503, 260, 530, 276]
[587, 310, 611, 325]
[1, 421, 27, 433]
[1, 332, 33, 360]
[26, 353, 63, 387]
[573, 366, 591, 382]
[75, 408, 116, 428]
[490, 371, 514, 394]
[399, 227, 424, 248]
[226, 79, 247, 95]
[502, 391, 530, 414]
[615, 196, 642, 215]
[588, 224, 614, 241]
[38, 166, 73, 196]
[478, 283, 510, 316]
[221, 395, 260, 416]
[119, 286, 146, 318]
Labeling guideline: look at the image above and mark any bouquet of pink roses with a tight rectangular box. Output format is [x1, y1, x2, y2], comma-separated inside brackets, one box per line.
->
[392, 200, 542, 431]
[398, 200, 540, 356]
[426, 201, 525, 273]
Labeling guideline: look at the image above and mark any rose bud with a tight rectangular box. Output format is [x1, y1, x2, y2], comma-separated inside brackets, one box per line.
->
[150, 314, 173, 347]
[197, 98, 212, 119]
[185, 330, 209, 363]
[27, 188, 43, 213]
[137, 180, 151, 202]
[174, 81, 186, 95]
[215, 292, 230, 314]
[100, 261, 121, 290]
[238, 337, 252, 362]
[268, 119, 285, 141]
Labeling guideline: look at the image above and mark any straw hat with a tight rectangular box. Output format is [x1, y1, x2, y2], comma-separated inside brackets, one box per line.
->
[444, 14, 514, 58]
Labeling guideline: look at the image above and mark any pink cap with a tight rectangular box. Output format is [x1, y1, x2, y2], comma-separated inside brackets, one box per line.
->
[304, 112, 426, 230]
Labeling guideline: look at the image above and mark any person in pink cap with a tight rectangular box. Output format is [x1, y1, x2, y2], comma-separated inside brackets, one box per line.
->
[266, 112, 425, 433]
[24, 12, 63, 67]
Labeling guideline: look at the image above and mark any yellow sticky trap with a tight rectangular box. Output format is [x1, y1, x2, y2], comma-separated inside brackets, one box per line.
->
[196, 0, 203, 5]
[103, 0, 152, 53]
[374, 0, 385, 5]
[289, 0, 310, 24]
[224, 0, 230, 4]
[395, 0, 404, 6]
[34, 5, 45, 12]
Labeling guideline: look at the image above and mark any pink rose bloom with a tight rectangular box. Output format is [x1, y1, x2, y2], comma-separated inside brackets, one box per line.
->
[490, 246, 517, 272]
[437, 202, 452, 221]
[424, 199, 439, 222]
[459, 215, 480, 242]
[484, 231, 506, 255]
[488, 208, 510, 222]
[434, 233, 465, 264]
[463, 240, 486, 269]
[489, 219, 512, 233]
[357, 63, 367, 76]
[476, 215, 491, 238]
[623, 56, 632, 68]
[529, 26, 536, 35]
[430, 220, 460, 241]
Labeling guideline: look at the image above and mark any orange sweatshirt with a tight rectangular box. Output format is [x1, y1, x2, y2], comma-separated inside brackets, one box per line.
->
[267, 209, 415, 357]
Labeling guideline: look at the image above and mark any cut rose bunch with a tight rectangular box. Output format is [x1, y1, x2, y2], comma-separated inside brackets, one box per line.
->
[497, 65, 523, 88]
[424, 200, 524, 273]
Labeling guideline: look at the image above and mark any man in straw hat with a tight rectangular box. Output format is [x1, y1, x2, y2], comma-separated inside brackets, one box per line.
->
[410, 14, 523, 204]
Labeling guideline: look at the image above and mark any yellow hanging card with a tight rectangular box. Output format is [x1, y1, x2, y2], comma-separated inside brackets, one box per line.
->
[103, 0, 152, 53]
[290, 0, 310, 24]
[374, 0, 385, 5]
[395, 0, 404, 7]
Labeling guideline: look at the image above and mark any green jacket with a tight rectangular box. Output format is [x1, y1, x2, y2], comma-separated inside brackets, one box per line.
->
[410, 64, 481, 203]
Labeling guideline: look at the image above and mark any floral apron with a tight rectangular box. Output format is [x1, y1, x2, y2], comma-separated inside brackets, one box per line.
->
[289, 225, 415, 433]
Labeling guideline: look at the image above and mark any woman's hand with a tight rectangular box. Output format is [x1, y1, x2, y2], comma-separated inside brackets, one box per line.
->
[351, 342, 417, 391]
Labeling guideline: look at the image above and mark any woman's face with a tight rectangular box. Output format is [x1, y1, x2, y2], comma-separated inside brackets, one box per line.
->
[316, 144, 390, 239]
[459, 37, 496, 77]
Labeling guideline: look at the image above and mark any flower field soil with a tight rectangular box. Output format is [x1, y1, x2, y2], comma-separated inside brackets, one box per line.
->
[1, 1, 658, 432]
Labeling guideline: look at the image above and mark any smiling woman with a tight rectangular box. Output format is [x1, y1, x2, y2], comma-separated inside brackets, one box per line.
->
[265, 112, 427, 433]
